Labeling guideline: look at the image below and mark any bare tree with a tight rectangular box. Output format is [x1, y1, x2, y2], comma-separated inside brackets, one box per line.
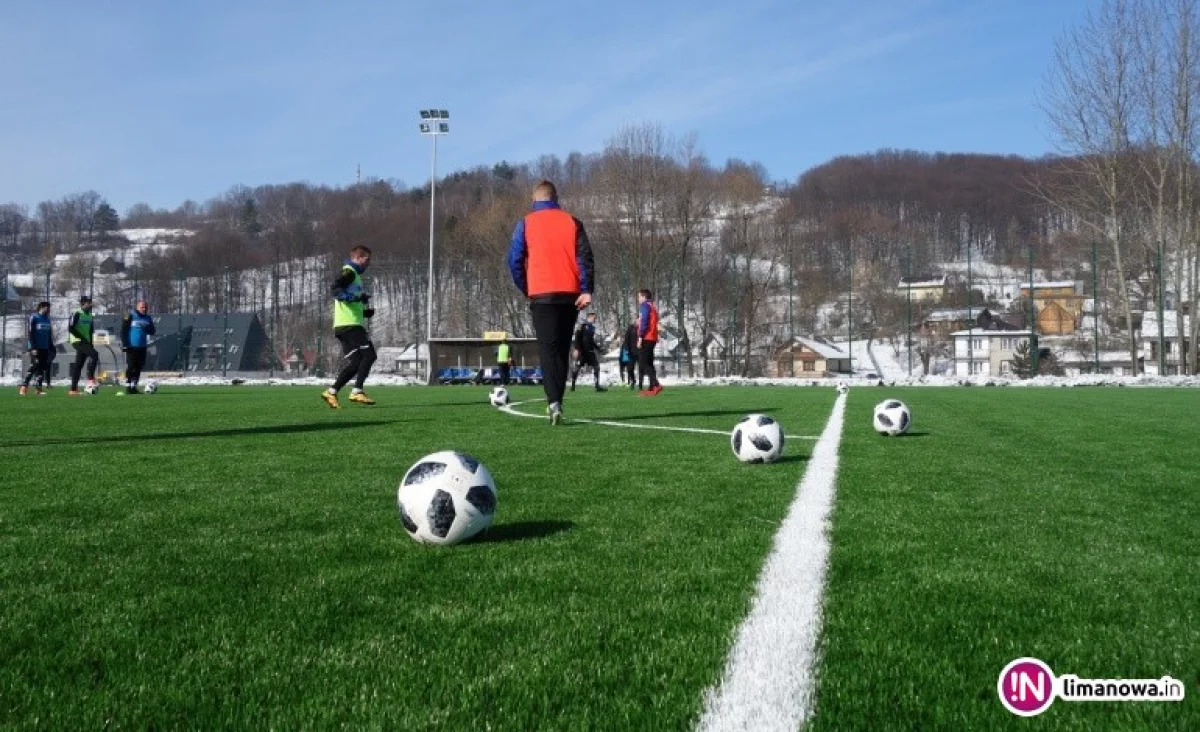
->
[1158, 0, 1200, 374]
[592, 123, 675, 320]
[661, 134, 715, 376]
[1039, 0, 1143, 373]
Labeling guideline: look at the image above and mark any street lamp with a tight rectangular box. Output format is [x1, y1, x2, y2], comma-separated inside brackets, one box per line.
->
[419, 108, 449, 383]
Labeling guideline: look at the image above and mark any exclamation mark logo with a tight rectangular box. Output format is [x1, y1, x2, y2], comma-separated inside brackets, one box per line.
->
[998, 658, 1056, 717]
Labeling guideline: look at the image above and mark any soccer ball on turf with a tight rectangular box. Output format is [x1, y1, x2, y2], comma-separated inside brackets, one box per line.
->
[489, 387, 509, 407]
[144, 382, 158, 394]
[873, 399, 911, 436]
[731, 414, 785, 463]
[84, 384, 99, 395]
[836, 382, 849, 395]
[398, 451, 497, 546]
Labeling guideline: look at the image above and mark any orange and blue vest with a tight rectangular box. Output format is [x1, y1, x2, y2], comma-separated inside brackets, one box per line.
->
[638, 300, 659, 342]
[508, 200, 594, 298]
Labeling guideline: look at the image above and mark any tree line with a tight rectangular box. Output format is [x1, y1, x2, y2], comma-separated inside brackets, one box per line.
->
[4, 0, 1199, 376]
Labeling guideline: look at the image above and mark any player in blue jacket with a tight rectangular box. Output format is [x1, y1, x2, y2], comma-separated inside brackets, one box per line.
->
[19, 301, 53, 396]
[120, 300, 156, 394]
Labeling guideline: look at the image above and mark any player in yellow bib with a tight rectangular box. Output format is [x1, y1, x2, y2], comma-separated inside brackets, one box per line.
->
[322, 246, 378, 407]
[496, 336, 513, 386]
[67, 295, 99, 395]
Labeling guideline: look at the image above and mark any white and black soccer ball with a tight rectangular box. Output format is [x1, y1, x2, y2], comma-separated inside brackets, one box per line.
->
[144, 382, 158, 395]
[84, 384, 99, 395]
[836, 382, 849, 395]
[397, 451, 497, 546]
[873, 399, 911, 436]
[731, 414, 785, 463]
[489, 387, 509, 407]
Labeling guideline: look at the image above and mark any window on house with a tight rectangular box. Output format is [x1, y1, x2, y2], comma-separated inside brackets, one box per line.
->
[971, 338, 983, 350]
[970, 361, 983, 374]
[803, 361, 815, 372]
[1000, 361, 1012, 374]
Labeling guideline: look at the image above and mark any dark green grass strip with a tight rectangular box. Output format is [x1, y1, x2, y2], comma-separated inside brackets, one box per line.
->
[0, 385, 827, 729]
[811, 388, 1200, 731]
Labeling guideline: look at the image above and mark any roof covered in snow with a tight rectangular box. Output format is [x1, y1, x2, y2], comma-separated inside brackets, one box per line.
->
[922, 308, 975, 322]
[1021, 281, 1080, 290]
[782, 336, 849, 359]
[949, 329, 1033, 337]
[898, 276, 947, 288]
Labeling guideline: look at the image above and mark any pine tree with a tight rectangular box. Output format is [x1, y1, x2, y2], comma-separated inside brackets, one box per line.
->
[1011, 340, 1034, 379]
[93, 202, 120, 240]
[1011, 341, 1064, 378]
[239, 199, 262, 239]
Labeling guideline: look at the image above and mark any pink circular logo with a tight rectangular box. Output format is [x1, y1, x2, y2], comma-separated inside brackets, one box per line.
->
[998, 657, 1056, 716]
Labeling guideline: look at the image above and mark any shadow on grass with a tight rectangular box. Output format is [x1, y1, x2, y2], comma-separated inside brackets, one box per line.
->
[158, 393, 491, 409]
[0, 419, 401, 448]
[593, 408, 780, 422]
[470, 520, 574, 544]
[772, 454, 809, 464]
[898, 431, 931, 438]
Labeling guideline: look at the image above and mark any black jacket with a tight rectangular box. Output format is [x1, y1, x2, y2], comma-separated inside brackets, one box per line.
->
[574, 322, 598, 355]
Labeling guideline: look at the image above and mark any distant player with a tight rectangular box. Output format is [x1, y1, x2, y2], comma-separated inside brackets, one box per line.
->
[570, 311, 605, 392]
[496, 334, 513, 386]
[120, 300, 156, 394]
[322, 245, 377, 408]
[507, 180, 594, 425]
[620, 323, 638, 389]
[19, 301, 53, 396]
[637, 289, 662, 396]
[67, 295, 99, 395]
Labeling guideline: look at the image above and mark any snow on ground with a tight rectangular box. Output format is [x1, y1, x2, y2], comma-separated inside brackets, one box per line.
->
[826, 338, 917, 379]
[5, 371, 1197, 389]
[118, 228, 195, 244]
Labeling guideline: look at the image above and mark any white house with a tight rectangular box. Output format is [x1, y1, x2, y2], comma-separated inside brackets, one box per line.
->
[950, 329, 1031, 376]
[389, 344, 429, 377]
[1139, 311, 1192, 376]
[1056, 348, 1138, 377]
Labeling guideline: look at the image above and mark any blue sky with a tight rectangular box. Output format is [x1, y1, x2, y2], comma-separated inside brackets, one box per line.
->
[0, 0, 1091, 213]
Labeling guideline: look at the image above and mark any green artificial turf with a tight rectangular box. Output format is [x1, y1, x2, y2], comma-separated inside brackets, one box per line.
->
[811, 387, 1200, 731]
[0, 384, 829, 730]
[5, 384, 1195, 730]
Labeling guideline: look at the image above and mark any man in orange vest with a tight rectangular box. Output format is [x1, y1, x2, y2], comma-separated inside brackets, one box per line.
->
[507, 180, 595, 425]
[636, 288, 662, 396]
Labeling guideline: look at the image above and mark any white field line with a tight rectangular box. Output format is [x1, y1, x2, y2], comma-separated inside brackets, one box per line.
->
[695, 392, 847, 732]
[500, 399, 819, 440]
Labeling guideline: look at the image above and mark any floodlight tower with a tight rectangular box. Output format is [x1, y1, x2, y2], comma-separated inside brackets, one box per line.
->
[419, 108, 449, 382]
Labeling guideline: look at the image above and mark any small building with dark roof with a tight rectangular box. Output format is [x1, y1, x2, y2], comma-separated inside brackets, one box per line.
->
[91, 312, 271, 372]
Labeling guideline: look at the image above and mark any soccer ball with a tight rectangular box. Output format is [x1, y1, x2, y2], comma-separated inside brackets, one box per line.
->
[731, 414, 785, 463]
[144, 382, 158, 394]
[84, 384, 99, 395]
[836, 382, 849, 395]
[873, 399, 912, 436]
[489, 387, 510, 407]
[397, 451, 497, 546]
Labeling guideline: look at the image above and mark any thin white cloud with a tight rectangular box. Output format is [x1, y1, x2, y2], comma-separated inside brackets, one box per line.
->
[484, 8, 949, 164]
